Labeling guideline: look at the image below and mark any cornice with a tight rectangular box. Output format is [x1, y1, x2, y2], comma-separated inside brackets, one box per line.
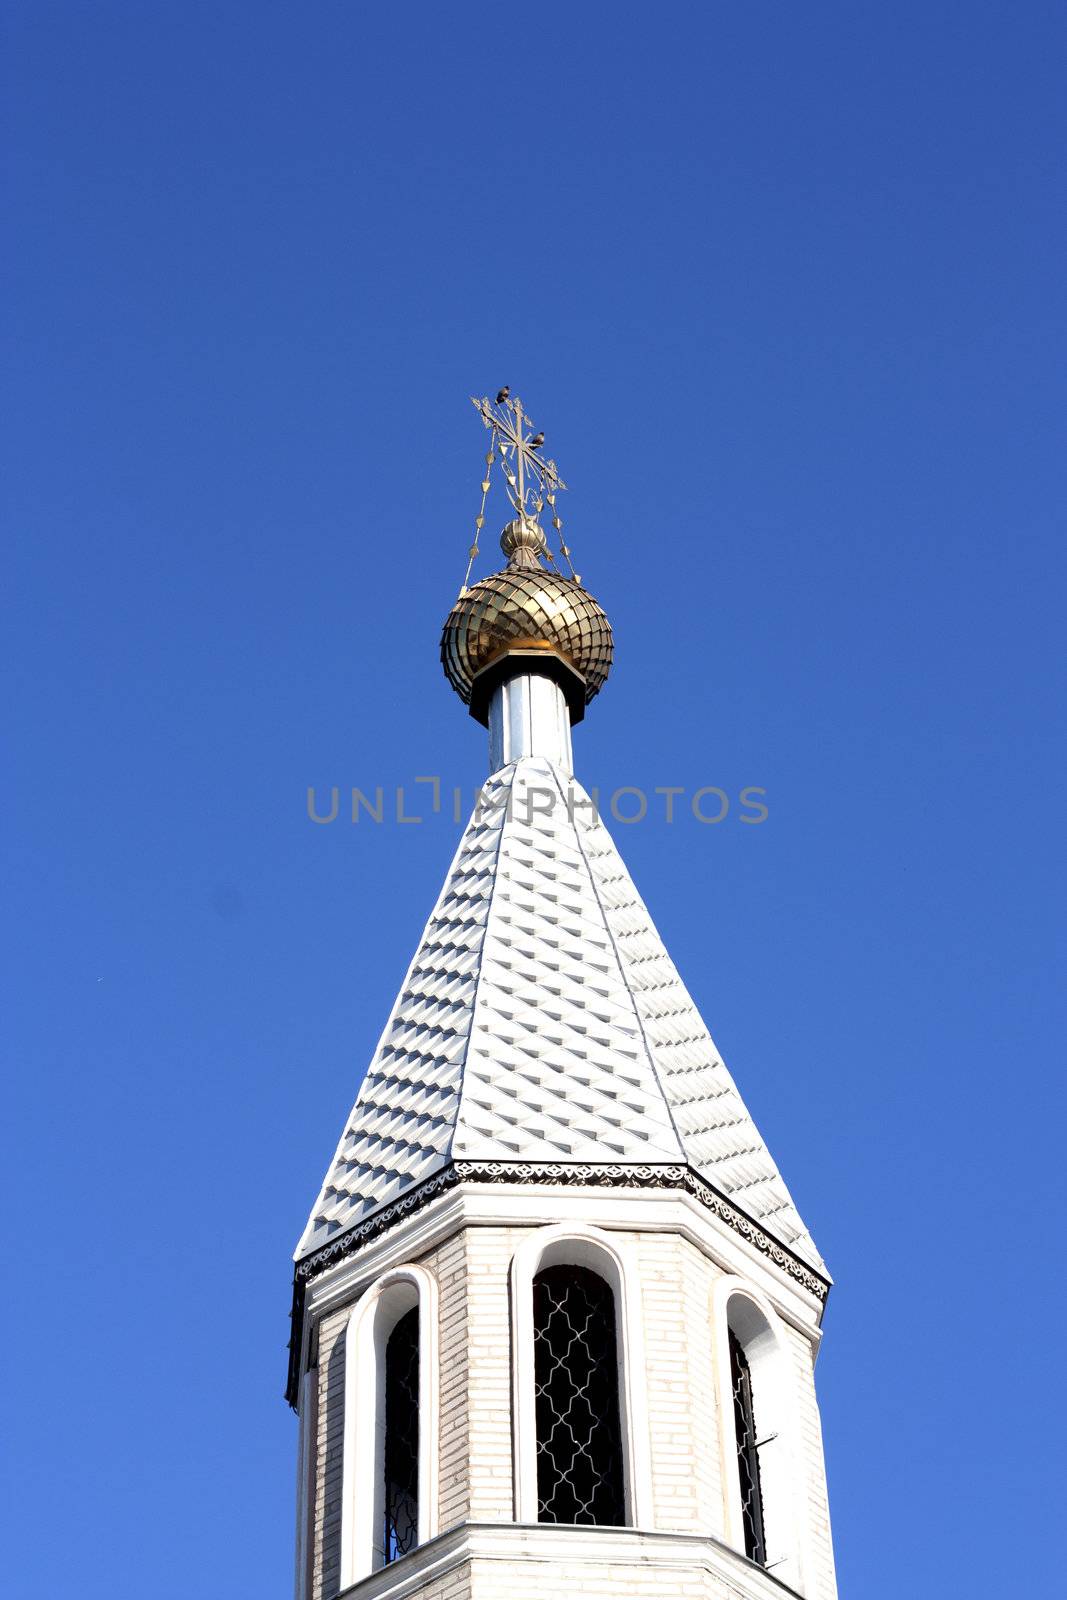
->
[338, 1520, 806, 1600]
[286, 1160, 829, 1406]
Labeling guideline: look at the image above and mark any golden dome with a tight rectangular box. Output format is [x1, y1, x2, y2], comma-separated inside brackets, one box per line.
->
[441, 521, 614, 716]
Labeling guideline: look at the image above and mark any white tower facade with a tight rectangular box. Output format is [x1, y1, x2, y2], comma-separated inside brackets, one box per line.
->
[288, 397, 837, 1600]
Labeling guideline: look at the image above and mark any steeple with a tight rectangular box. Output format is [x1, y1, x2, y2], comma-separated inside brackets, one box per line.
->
[288, 394, 839, 1600]
[295, 749, 826, 1279]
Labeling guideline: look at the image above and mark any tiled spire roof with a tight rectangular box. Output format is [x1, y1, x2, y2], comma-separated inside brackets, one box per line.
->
[296, 759, 825, 1275]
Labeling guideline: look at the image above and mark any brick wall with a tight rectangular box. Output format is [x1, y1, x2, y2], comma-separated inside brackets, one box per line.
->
[309, 1231, 473, 1600]
[461, 1227, 518, 1522]
[784, 1321, 838, 1598]
[303, 1216, 835, 1600]
[311, 1299, 346, 1600]
[638, 1231, 727, 1537]
[435, 1230, 470, 1531]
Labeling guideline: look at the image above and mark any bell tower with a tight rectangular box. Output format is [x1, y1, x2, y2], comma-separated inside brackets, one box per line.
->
[288, 393, 838, 1600]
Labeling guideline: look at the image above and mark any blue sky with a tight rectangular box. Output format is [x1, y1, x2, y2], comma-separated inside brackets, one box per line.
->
[4, 3, 1065, 1594]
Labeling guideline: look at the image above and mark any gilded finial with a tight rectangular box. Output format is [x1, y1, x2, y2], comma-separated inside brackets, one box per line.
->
[443, 391, 613, 721]
[500, 518, 548, 569]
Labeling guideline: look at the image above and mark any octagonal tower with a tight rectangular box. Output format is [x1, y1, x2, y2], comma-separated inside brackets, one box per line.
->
[287, 394, 838, 1600]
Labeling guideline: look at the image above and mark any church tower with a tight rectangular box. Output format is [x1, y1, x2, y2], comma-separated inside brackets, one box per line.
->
[288, 393, 838, 1600]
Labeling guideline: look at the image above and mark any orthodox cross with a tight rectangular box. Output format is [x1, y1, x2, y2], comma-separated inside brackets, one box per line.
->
[464, 390, 576, 589]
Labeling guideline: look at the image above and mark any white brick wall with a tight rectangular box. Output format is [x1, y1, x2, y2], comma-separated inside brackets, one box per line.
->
[400, 1569, 473, 1600]
[435, 1230, 470, 1532]
[461, 1229, 515, 1522]
[783, 1321, 838, 1598]
[302, 1209, 836, 1600]
[637, 1231, 727, 1536]
[310, 1299, 346, 1600]
[309, 1233, 472, 1600]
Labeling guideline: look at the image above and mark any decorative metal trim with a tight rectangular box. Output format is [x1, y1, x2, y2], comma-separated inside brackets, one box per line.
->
[451, 1162, 830, 1300]
[680, 1168, 830, 1301]
[454, 1159, 687, 1190]
[286, 1161, 829, 1406]
[286, 1167, 461, 1406]
[295, 1167, 462, 1285]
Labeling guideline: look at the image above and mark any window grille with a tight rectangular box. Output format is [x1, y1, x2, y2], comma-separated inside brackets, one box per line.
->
[729, 1329, 767, 1565]
[383, 1307, 419, 1564]
[532, 1264, 625, 1526]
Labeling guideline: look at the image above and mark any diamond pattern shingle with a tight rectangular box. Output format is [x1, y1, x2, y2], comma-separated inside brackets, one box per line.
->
[296, 759, 824, 1273]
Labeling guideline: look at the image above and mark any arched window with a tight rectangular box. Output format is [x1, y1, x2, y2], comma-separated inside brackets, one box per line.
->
[341, 1265, 439, 1586]
[729, 1327, 766, 1564]
[714, 1280, 804, 1591]
[533, 1263, 625, 1525]
[511, 1224, 653, 1528]
[383, 1307, 420, 1561]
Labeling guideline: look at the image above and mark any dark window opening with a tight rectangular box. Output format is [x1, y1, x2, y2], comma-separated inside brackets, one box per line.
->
[729, 1329, 766, 1565]
[383, 1308, 419, 1564]
[533, 1263, 625, 1526]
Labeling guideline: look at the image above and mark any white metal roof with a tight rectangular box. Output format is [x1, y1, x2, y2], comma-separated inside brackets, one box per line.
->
[296, 758, 825, 1274]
